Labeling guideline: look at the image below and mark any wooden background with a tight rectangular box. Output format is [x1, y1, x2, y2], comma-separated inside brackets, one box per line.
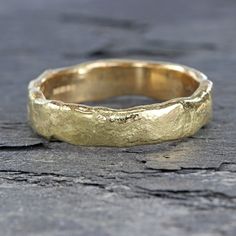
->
[0, 0, 236, 235]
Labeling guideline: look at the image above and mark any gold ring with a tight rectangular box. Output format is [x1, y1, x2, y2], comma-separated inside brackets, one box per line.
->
[28, 59, 213, 147]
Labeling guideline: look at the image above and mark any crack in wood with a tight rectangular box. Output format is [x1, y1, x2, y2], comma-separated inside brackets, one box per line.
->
[60, 13, 148, 31]
[0, 169, 106, 188]
[0, 143, 45, 151]
[1, 169, 236, 210]
[63, 47, 187, 60]
[134, 188, 236, 209]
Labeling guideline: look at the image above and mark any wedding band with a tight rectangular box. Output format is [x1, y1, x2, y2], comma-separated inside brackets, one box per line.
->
[28, 59, 213, 147]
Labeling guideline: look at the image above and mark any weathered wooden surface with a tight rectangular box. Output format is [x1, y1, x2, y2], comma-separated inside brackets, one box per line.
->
[0, 0, 236, 235]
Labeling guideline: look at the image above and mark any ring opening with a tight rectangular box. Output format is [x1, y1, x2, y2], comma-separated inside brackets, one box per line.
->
[40, 63, 199, 104]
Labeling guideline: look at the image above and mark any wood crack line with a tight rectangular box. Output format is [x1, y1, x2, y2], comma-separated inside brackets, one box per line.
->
[0, 169, 106, 188]
[0, 143, 45, 151]
[135, 186, 236, 201]
[0, 170, 236, 204]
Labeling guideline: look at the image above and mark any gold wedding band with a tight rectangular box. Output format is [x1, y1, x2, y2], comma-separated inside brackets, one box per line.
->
[28, 59, 213, 147]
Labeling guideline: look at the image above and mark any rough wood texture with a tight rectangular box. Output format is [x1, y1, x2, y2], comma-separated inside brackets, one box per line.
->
[0, 0, 235, 235]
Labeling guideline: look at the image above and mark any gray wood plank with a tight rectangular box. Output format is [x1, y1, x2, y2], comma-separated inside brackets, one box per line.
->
[0, 0, 235, 235]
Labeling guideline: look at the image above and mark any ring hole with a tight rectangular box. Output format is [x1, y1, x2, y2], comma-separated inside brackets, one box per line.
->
[40, 62, 200, 107]
[82, 95, 160, 109]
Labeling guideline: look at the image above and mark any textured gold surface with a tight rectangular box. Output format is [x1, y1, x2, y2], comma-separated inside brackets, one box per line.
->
[28, 59, 213, 147]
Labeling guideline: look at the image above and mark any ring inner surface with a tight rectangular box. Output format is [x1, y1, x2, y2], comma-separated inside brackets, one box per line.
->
[40, 64, 199, 104]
